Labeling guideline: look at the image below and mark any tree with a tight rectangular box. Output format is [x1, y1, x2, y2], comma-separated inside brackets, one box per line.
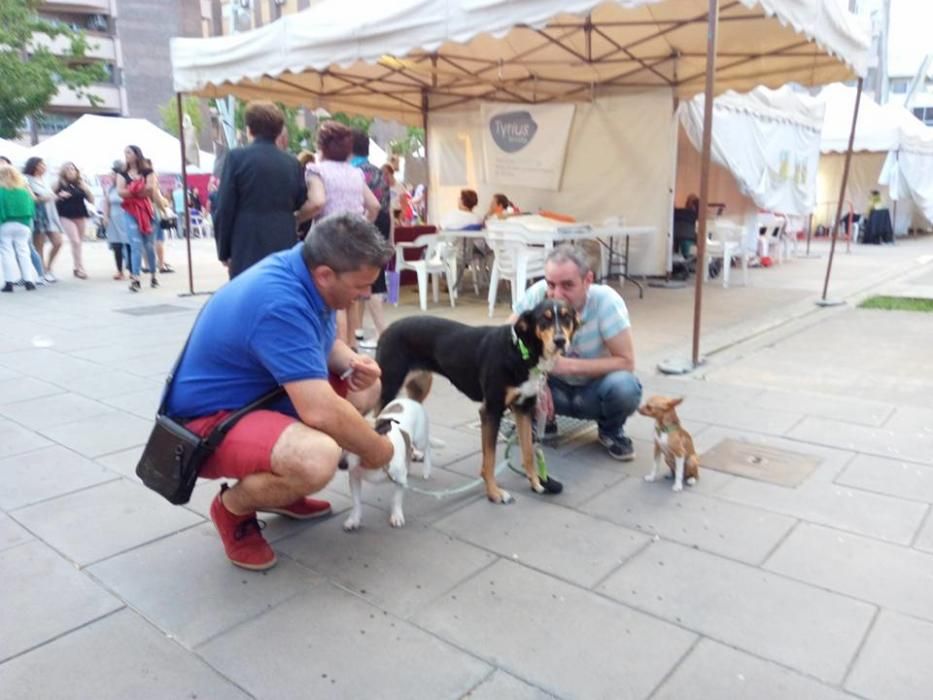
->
[0, 0, 108, 139]
[159, 96, 203, 137]
[279, 103, 312, 153]
[389, 126, 425, 157]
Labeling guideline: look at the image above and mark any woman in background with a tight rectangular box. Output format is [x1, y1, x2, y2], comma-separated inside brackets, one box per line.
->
[102, 160, 131, 280]
[53, 161, 94, 279]
[23, 157, 63, 283]
[0, 165, 39, 292]
[117, 145, 158, 292]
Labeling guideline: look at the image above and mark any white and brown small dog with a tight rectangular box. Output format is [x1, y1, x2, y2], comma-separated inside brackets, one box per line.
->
[343, 373, 436, 530]
[637, 396, 699, 492]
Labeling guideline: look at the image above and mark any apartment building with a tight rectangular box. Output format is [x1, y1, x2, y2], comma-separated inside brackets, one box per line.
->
[29, 0, 204, 143]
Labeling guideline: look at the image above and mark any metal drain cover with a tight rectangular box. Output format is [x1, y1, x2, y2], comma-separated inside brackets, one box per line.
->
[700, 439, 821, 487]
[115, 304, 193, 316]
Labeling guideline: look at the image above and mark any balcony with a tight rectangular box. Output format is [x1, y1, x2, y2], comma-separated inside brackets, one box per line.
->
[49, 84, 122, 113]
[32, 32, 117, 62]
[42, 0, 112, 13]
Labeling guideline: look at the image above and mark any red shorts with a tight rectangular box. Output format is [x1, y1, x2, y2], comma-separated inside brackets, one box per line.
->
[185, 374, 349, 480]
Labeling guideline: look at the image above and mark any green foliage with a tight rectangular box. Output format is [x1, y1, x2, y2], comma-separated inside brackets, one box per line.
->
[0, 0, 108, 138]
[278, 103, 312, 152]
[858, 296, 933, 312]
[328, 112, 374, 133]
[159, 96, 203, 137]
[389, 126, 425, 156]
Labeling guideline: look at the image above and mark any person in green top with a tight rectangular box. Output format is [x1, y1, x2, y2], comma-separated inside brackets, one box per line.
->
[0, 164, 39, 292]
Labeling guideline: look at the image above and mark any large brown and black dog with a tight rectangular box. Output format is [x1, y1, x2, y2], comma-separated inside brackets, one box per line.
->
[376, 299, 578, 504]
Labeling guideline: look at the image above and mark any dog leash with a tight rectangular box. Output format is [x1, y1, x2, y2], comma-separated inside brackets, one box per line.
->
[382, 456, 511, 500]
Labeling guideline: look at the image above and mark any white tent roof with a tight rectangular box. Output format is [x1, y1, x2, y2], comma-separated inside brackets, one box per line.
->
[820, 83, 927, 153]
[680, 85, 825, 215]
[26, 115, 215, 177]
[0, 138, 30, 167]
[171, 0, 869, 125]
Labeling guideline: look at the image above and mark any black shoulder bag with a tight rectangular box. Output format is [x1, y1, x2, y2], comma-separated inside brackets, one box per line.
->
[135, 307, 284, 505]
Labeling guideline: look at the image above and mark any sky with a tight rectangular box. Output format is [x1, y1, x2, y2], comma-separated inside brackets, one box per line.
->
[855, 0, 933, 77]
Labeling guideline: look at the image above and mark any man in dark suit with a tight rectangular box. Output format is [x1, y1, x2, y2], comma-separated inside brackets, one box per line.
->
[214, 101, 312, 277]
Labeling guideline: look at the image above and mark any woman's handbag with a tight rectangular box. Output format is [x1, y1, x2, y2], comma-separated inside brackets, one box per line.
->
[385, 257, 401, 305]
[135, 305, 284, 505]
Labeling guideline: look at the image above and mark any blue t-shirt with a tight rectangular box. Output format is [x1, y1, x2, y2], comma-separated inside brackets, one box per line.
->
[167, 243, 336, 418]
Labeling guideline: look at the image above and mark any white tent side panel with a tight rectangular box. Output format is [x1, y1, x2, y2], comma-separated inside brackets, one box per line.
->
[0, 138, 31, 168]
[428, 90, 675, 277]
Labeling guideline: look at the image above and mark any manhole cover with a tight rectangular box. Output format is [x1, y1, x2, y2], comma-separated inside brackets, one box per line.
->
[114, 304, 193, 316]
[700, 438, 821, 487]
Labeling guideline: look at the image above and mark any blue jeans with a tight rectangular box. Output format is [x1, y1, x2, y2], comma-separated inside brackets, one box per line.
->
[124, 211, 156, 277]
[29, 239, 44, 277]
[548, 371, 642, 438]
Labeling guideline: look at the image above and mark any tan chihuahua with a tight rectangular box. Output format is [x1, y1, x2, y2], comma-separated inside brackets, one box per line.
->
[637, 396, 699, 491]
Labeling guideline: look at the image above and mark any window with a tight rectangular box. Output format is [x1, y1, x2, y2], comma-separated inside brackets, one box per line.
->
[34, 113, 78, 136]
[891, 81, 907, 94]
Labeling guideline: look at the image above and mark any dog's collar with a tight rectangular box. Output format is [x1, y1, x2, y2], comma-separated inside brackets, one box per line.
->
[655, 424, 679, 435]
[510, 327, 532, 362]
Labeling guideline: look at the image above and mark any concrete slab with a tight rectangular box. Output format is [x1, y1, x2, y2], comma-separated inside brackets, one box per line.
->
[100, 387, 163, 420]
[0, 540, 122, 662]
[0, 419, 51, 459]
[0, 445, 118, 510]
[750, 387, 893, 428]
[88, 523, 320, 648]
[57, 370, 162, 401]
[38, 409, 152, 458]
[601, 540, 875, 683]
[414, 558, 696, 699]
[583, 476, 796, 564]
[464, 670, 556, 699]
[846, 610, 933, 700]
[0, 514, 32, 552]
[0, 349, 105, 383]
[277, 507, 496, 618]
[0, 609, 250, 699]
[836, 453, 933, 504]
[654, 638, 856, 700]
[434, 496, 650, 588]
[198, 584, 491, 698]
[915, 513, 933, 553]
[11, 479, 203, 566]
[94, 445, 144, 481]
[765, 523, 933, 623]
[0, 376, 65, 406]
[788, 416, 933, 466]
[883, 405, 933, 436]
[714, 460, 927, 545]
[0, 392, 116, 430]
[673, 395, 803, 436]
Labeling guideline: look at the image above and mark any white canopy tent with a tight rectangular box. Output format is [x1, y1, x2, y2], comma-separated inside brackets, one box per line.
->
[678, 85, 825, 252]
[881, 127, 933, 228]
[818, 83, 932, 233]
[0, 138, 30, 168]
[26, 115, 215, 178]
[170, 0, 869, 363]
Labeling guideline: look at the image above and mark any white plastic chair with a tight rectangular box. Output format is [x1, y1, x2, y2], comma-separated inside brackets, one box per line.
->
[757, 214, 793, 263]
[189, 210, 207, 239]
[704, 220, 749, 288]
[394, 234, 458, 311]
[486, 229, 550, 317]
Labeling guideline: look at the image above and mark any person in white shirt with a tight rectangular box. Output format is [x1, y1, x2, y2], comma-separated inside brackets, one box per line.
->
[440, 189, 481, 230]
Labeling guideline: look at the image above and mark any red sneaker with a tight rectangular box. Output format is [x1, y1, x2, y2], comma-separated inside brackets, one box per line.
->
[210, 485, 277, 571]
[259, 496, 332, 520]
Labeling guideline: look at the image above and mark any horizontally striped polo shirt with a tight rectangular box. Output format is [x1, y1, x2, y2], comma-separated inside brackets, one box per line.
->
[514, 280, 631, 386]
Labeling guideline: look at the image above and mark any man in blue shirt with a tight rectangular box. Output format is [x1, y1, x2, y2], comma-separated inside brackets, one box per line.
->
[169, 214, 395, 570]
[512, 245, 642, 461]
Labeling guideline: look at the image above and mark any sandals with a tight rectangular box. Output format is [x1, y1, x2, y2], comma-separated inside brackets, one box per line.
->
[129, 278, 141, 293]
[159, 264, 175, 274]
[73, 269, 88, 280]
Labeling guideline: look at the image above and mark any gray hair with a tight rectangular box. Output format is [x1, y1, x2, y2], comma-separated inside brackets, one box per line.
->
[302, 213, 394, 273]
[546, 244, 592, 277]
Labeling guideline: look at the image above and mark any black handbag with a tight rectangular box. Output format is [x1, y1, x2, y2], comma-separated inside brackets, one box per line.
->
[136, 304, 284, 505]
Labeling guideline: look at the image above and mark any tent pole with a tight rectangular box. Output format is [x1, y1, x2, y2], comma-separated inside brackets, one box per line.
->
[820, 77, 863, 303]
[177, 92, 195, 296]
[421, 87, 430, 221]
[690, 0, 719, 368]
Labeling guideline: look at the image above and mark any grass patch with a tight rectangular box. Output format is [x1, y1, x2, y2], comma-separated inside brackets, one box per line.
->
[858, 296, 933, 312]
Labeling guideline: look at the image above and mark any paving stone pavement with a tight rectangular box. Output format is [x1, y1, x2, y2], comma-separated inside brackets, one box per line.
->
[2, 237, 933, 698]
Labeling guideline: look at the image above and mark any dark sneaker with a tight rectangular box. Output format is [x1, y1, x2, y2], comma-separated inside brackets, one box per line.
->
[259, 496, 331, 520]
[24, 282, 37, 291]
[598, 432, 635, 461]
[210, 484, 276, 571]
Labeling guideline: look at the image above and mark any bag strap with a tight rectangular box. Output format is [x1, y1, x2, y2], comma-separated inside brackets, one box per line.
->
[157, 303, 287, 446]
